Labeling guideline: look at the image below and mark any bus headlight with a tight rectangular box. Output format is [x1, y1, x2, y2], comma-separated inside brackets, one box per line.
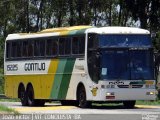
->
[146, 92, 155, 95]
[106, 92, 114, 96]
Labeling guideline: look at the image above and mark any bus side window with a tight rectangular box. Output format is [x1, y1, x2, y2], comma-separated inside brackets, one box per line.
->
[17, 42, 22, 58]
[79, 37, 85, 54]
[28, 41, 34, 57]
[65, 38, 71, 55]
[11, 42, 18, 58]
[22, 41, 28, 57]
[59, 38, 65, 55]
[46, 39, 58, 57]
[46, 39, 52, 56]
[39, 40, 45, 56]
[88, 33, 98, 49]
[34, 40, 40, 56]
[52, 39, 58, 56]
[6, 42, 11, 59]
[72, 36, 85, 55]
[72, 37, 79, 54]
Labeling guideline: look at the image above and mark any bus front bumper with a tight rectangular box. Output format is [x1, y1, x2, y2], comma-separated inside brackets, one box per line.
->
[95, 88, 157, 101]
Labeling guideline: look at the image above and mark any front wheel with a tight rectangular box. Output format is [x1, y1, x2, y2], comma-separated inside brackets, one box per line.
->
[123, 101, 136, 109]
[77, 86, 91, 108]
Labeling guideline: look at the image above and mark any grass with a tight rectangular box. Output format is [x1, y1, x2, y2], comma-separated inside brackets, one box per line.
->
[0, 104, 19, 114]
[136, 100, 160, 105]
[0, 98, 20, 102]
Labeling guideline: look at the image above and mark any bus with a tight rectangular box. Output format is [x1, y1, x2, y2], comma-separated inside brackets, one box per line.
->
[4, 26, 156, 108]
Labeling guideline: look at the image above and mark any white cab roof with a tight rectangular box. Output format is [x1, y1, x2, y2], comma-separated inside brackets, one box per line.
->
[86, 27, 150, 34]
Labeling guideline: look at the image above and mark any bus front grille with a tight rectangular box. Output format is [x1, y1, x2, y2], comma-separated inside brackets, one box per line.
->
[117, 85, 143, 88]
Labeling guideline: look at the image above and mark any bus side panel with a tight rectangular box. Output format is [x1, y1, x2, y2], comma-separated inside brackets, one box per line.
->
[66, 59, 94, 100]
[5, 75, 14, 98]
[50, 59, 67, 99]
[57, 58, 75, 99]
[50, 58, 75, 100]
[5, 59, 59, 99]
[40, 59, 59, 99]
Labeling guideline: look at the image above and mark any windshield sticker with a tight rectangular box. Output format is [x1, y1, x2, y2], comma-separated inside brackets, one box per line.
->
[102, 68, 107, 75]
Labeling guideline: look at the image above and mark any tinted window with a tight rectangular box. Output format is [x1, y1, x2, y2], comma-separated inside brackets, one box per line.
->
[28, 41, 34, 57]
[34, 40, 45, 57]
[59, 37, 71, 55]
[72, 36, 85, 54]
[46, 39, 58, 56]
[10, 41, 22, 58]
[6, 42, 11, 58]
[22, 41, 28, 57]
[88, 33, 98, 49]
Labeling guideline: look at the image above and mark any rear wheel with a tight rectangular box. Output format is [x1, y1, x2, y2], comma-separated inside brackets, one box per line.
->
[77, 86, 91, 108]
[123, 101, 136, 109]
[27, 85, 35, 106]
[18, 85, 28, 106]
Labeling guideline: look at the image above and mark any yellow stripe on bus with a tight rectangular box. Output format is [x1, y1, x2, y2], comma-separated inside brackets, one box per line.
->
[44, 59, 59, 98]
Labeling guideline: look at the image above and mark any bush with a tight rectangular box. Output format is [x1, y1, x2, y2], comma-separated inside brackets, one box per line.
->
[0, 68, 4, 94]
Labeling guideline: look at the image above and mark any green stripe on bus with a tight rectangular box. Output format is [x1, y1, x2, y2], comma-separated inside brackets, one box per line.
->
[57, 58, 75, 99]
[75, 28, 88, 35]
[50, 59, 67, 99]
[68, 28, 87, 35]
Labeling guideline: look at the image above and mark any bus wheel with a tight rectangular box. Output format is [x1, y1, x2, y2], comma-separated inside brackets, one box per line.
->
[123, 101, 136, 109]
[27, 85, 35, 106]
[77, 86, 91, 108]
[18, 85, 28, 106]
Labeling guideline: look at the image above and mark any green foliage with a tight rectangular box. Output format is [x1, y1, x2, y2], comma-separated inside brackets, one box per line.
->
[153, 31, 160, 51]
[0, 70, 4, 94]
[0, 37, 4, 94]
[0, 104, 19, 114]
[136, 100, 160, 105]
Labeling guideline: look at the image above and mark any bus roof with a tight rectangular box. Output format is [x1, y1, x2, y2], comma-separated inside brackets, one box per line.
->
[6, 26, 150, 40]
[86, 27, 150, 34]
[6, 25, 93, 40]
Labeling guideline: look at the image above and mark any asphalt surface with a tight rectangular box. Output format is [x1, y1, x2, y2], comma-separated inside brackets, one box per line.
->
[0, 102, 160, 120]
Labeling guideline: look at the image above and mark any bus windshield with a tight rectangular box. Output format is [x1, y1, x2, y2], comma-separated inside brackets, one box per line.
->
[99, 34, 152, 48]
[100, 49, 154, 80]
[87, 34, 154, 81]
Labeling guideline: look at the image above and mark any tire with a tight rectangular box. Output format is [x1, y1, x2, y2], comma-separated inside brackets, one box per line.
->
[123, 101, 136, 109]
[18, 85, 28, 106]
[27, 85, 35, 106]
[77, 86, 91, 108]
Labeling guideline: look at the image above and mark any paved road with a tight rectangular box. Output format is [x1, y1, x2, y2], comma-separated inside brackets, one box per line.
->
[0, 102, 160, 120]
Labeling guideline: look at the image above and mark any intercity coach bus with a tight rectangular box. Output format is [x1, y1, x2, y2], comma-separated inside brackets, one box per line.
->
[4, 26, 156, 108]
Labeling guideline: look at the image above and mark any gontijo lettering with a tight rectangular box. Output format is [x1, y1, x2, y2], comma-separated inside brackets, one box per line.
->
[24, 63, 45, 71]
